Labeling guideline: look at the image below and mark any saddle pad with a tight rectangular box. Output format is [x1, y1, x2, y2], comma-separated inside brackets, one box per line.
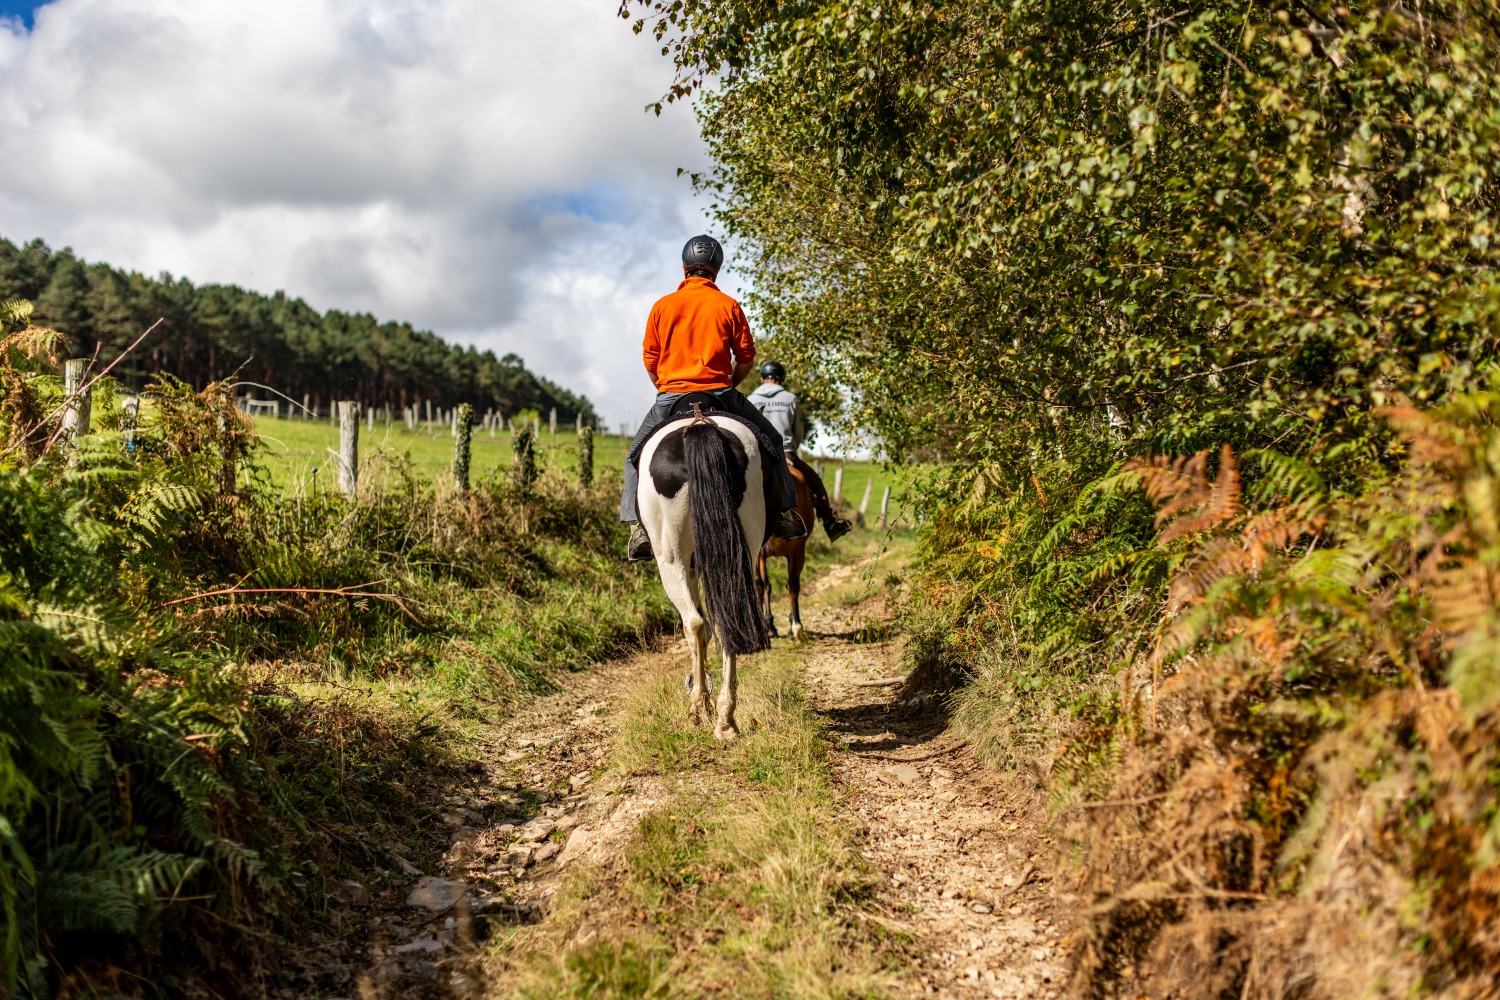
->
[627, 407, 782, 470]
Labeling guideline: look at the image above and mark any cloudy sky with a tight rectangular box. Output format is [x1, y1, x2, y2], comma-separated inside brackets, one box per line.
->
[0, 0, 728, 426]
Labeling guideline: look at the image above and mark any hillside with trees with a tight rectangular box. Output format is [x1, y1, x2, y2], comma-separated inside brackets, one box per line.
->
[0, 236, 596, 421]
[623, 0, 1500, 994]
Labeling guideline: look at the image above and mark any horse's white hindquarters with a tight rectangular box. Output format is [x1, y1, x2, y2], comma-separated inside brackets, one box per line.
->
[637, 414, 769, 740]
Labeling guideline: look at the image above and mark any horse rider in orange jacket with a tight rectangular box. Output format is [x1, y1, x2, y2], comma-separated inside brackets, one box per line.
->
[621, 235, 808, 561]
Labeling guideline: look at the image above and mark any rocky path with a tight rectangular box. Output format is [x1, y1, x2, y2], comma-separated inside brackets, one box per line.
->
[316, 552, 1068, 999]
[797, 567, 1066, 999]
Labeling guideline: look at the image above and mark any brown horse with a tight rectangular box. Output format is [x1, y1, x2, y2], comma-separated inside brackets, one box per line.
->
[755, 458, 815, 638]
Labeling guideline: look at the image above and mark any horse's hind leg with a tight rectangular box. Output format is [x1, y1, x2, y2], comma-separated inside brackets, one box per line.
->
[660, 560, 712, 724]
[715, 649, 739, 741]
[688, 588, 711, 723]
[787, 546, 806, 640]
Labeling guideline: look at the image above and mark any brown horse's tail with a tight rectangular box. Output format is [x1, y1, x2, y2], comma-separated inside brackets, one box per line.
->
[682, 419, 769, 655]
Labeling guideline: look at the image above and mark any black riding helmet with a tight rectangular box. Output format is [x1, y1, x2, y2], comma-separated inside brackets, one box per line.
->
[759, 360, 786, 382]
[681, 234, 724, 276]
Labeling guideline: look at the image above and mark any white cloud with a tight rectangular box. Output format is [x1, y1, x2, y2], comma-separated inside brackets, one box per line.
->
[0, 0, 732, 422]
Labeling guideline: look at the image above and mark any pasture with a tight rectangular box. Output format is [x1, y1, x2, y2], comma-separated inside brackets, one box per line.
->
[246, 412, 909, 522]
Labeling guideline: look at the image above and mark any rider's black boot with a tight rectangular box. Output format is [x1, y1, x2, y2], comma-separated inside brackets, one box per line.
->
[627, 523, 654, 561]
[773, 510, 808, 540]
[824, 516, 854, 541]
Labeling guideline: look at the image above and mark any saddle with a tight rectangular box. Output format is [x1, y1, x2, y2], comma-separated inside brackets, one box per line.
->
[665, 391, 727, 419]
[626, 397, 784, 468]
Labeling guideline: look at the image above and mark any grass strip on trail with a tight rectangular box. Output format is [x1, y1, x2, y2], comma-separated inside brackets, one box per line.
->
[489, 644, 901, 999]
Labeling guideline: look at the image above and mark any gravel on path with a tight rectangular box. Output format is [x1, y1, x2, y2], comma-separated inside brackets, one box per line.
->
[799, 570, 1068, 1000]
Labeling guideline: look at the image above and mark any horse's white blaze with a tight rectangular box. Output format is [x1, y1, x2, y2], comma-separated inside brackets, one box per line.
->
[637, 415, 767, 740]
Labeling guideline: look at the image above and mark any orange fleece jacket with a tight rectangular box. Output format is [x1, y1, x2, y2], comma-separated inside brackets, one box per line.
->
[642, 277, 756, 393]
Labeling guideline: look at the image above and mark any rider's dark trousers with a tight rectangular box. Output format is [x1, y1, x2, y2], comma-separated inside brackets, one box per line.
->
[787, 452, 839, 529]
[620, 387, 798, 523]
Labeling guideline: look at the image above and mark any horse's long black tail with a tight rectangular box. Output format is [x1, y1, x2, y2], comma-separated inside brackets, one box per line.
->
[683, 421, 769, 655]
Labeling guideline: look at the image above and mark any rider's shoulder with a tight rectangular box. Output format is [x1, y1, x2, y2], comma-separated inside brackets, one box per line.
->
[702, 283, 741, 310]
[750, 383, 794, 401]
[657, 279, 739, 309]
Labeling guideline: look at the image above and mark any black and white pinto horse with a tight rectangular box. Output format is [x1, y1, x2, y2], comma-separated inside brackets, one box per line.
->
[637, 405, 773, 740]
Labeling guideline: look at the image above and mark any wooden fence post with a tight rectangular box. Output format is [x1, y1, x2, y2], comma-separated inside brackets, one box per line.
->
[337, 400, 359, 498]
[879, 485, 892, 530]
[578, 425, 593, 489]
[575, 412, 582, 434]
[61, 358, 92, 449]
[302, 392, 311, 419]
[452, 403, 474, 490]
[214, 405, 238, 496]
[549, 407, 557, 435]
[367, 407, 374, 432]
[832, 467, 843, 504]
[512, 424, 536, 488]
[859, 478, 873, 519]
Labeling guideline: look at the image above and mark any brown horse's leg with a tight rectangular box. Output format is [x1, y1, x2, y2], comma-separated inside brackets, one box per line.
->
[787, 544, 805, 639]
[756, 548, 778, 637]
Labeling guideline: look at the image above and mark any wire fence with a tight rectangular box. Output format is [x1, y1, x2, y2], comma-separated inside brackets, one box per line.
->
[249, 412, 912, 525]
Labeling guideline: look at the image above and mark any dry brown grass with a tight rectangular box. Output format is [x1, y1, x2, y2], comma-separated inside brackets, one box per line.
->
[1061, 400, 1500, 999]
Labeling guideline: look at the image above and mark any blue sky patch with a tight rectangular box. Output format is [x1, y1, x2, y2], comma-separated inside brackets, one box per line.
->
[0, 2, 45, 29]
[518, 187, 630, 226]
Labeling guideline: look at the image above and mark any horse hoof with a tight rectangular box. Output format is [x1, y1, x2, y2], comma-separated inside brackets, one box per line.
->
[789, 623, 803, 640]
[714, 725, 739, 742]
[688, 699, 713, 726]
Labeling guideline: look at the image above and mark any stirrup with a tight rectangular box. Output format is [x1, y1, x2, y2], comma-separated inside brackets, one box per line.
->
[773, 510, 808, 540]
[627, 523, 654, 561]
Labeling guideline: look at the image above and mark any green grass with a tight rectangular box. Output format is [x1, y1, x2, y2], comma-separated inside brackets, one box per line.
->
[248, 413, 624, 492]
[495, 648, 894, 1000]
[246, 413, 907, 513]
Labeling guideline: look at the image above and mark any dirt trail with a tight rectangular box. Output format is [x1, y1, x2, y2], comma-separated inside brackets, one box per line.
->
[317, 551, 1066, 998]
[329, 653, 668, 997]
[798, 561, 1065, 998]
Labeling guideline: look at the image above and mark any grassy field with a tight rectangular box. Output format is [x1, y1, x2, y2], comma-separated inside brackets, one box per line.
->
[247, 413, 913, 522]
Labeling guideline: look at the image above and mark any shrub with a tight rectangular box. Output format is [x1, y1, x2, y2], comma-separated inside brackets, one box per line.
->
[0, 301, 667, 994]
[1065, 399, 1500, 998]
